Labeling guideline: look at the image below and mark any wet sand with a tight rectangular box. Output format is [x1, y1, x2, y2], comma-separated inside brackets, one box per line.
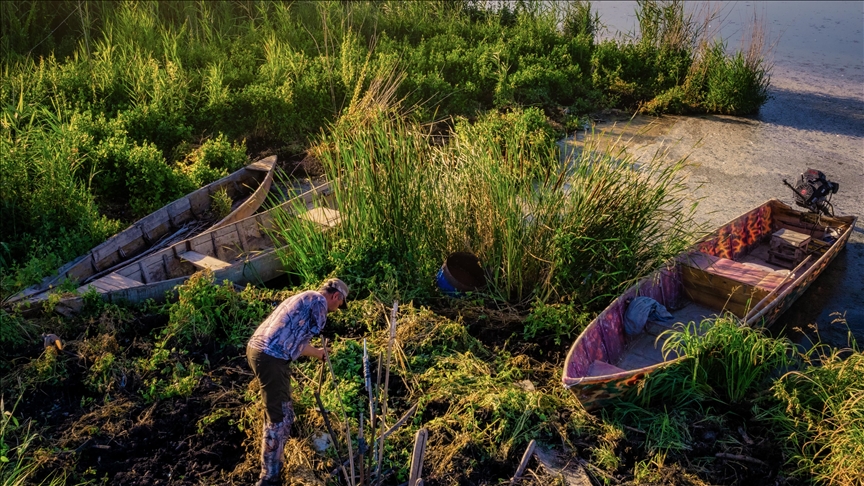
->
[560, 2, 864, 346]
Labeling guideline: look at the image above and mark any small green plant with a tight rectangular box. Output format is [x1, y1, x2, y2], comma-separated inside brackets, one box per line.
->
[196, 408, 232, 435]
[136, 344, 204, 403]
[84, 352, 117, 394]
[523, 300, 590, 345]
[592, 422, 623, 471]
[210, 186, 232, 219]
[163, 270, 271, 347]
[24, 347, 69, 390]
[633, 452, 666, 484]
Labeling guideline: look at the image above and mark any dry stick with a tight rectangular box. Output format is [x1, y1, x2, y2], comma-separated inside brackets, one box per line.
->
[313, 360, 351, 485]
[375, 301, 399, 485]
[358, 412, 366, 486]
[408, 428, 428, 486]
[330, 403, 419, 478]
[509, 439, 536, 485]
[363, 339, 378, 480]
[372, 350, 383, 480]
[323, 339, 356, 486]
[715, 452, 768, 467]
[577, 457, 620, 485]
[744, 255, 812, 324]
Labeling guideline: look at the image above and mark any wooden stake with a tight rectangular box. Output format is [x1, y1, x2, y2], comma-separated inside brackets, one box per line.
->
[358, 411, 366, 486]
[509, 439, 536, 485]
[313, 361, 350, 485]
[363, 338, 377, 476]
[331, 403, 419, 478]
[375, 301, 398, 485]
[408, 428, 428, 486]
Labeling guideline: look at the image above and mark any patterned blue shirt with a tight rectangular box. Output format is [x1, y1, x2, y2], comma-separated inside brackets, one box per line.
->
[247, 291, 327, 361]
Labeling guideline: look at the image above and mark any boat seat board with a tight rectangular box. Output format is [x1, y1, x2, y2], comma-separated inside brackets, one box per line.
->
[683, 252, 787, 291]
[180, 251, 231, 270]
[79, 273, 143, 293]
[247, 158, 276, 171]
[299, 207, 342, 227]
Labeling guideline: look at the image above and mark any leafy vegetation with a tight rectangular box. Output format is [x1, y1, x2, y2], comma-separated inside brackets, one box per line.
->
[1, 0, 769, 297]
[4, 2, 846, 486]
[759, 315, 863, 486]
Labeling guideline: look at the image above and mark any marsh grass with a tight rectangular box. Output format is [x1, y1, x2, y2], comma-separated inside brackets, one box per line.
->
[273, 82, 697, 307]
[0, 396, 70, 486]
[654, 316, 797, 404]
[759, 316, 863, 485]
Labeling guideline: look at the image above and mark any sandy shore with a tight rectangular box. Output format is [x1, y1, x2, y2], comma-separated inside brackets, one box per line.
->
[559, 64, 863, 346]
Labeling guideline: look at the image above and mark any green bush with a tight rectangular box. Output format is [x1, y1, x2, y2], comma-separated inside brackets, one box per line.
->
[523, 300, 590, 345]
[163, 270, 272, 347]
[703, 44, 770, 115]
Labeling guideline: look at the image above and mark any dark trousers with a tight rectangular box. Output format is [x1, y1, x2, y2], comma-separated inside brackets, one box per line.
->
[247, 346, 292, 423]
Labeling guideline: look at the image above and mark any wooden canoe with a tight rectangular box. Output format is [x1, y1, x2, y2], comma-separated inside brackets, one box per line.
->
[562, 199, 857, 410]
[5, 156, 277, 307]
[45, 180, 338, 314]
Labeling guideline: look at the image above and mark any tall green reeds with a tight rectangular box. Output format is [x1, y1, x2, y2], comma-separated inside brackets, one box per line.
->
[272, 76, 696, 305]
[659, 317, 796, 404]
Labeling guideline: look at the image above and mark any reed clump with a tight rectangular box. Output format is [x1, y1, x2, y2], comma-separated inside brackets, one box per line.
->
[274, 91, 696, 308]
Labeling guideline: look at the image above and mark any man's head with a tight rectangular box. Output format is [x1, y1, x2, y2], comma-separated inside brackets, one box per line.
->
[320, 278, 349, 312]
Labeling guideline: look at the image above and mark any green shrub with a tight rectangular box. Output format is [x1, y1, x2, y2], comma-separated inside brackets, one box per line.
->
[703, 43, 770, 115]
[190, 133, 247, 173]
[136, 342, 205, 403]
[125, 141, 183, 215]
[163, 270, 272, 347]
[523, 300, 590, 346]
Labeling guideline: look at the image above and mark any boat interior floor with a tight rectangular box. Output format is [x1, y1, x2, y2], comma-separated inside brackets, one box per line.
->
[615, 301, 716, 372]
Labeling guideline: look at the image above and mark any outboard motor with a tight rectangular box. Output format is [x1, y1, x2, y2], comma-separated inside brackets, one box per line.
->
[783, 169, 839, 216]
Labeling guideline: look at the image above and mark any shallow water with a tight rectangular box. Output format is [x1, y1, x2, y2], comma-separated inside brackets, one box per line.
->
[567, 1, 864, 347]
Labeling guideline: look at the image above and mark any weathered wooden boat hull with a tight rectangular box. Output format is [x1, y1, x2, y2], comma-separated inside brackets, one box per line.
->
[5, 157, 277, 307]
[562, 199, 856, 410]
[50, 181, 337, 313]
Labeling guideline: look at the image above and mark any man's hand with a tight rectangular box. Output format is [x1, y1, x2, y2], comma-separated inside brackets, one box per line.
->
[299, 343, 332, 361]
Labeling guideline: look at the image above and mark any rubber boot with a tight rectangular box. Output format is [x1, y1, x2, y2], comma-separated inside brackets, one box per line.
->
[258, 401, 295, 486]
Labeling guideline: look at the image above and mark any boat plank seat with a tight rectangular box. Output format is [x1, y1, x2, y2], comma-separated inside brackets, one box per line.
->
[247, 159, 274, 172]
[683, 252, 787, 291]
[587, 360, 626, 377]
[180, 251, 231, 270]
[80, 273, 143, 293]
[299, 207, 342, 228]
